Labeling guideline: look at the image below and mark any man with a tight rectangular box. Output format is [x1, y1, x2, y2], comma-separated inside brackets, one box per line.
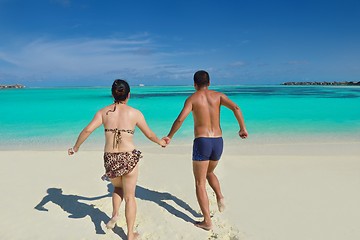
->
[164, 70, 248, 230]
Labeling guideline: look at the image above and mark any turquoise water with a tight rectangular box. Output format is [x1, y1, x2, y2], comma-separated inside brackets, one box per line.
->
[1, 85, 360, 150]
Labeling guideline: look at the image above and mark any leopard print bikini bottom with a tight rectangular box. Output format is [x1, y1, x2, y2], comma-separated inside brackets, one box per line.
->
[101, 149, 142, 181]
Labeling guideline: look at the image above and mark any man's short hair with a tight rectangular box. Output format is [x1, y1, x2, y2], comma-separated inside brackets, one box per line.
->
[194, 70, 210, 87]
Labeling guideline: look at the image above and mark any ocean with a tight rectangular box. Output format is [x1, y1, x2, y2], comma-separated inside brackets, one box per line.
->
[1, 85, 360, 150]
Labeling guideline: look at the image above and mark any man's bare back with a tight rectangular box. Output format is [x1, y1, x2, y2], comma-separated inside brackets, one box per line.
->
[167, 86, 247, 140]
[188, 89, 222, 138]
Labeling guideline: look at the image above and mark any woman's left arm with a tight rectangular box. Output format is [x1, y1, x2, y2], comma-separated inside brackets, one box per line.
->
[136, 111, 166, 147]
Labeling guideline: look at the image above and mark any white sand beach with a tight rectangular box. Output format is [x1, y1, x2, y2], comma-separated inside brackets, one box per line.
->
[1, 140, 359, 240]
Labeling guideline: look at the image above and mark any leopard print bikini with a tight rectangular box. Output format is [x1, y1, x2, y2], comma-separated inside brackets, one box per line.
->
[102, 149, 143, 180]
[102, 127, 142, 180]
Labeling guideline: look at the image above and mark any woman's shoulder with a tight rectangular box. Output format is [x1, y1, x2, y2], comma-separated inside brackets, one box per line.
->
[127, 105, 142, 115]
[97, 104, 142, 116]
[99, 104, 116, 113]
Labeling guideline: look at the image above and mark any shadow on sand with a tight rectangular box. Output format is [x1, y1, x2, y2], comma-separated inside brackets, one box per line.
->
[135, 185, 202, 223]
[34, 186, 126, 239]
[34, 184, 199, 238]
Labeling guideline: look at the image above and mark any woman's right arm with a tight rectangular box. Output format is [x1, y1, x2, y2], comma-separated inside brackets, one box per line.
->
[68, 110, 103, 155]
[136, 111, 166, 147]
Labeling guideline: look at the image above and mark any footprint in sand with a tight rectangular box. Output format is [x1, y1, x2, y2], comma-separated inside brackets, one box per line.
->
[208, 215, 246, 240]
[206, 189, 247, 240]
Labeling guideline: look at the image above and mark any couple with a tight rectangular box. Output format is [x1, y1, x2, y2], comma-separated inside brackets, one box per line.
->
[68, 70, 248, 239]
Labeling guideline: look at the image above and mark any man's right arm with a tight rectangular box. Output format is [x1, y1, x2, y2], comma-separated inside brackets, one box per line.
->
[220, 93, 248, 139]
[167, 98, 192, 140]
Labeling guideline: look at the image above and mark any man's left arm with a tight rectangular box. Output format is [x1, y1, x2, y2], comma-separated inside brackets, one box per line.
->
[220, 94, 248, 139]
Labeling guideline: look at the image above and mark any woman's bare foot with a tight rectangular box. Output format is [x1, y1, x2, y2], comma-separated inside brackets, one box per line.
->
[128, 232, 140, 240]
[217, 198, 225, 212]
[106, 216, 118, 229]
[194, 221, 212, 231]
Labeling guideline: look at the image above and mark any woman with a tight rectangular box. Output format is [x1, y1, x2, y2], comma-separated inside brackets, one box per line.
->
[68, 79, 166, 240]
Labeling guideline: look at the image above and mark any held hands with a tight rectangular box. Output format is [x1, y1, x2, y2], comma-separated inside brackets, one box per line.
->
[159, 139, 167, 148]
[238, 129, 248, 139]
[163, 136, 171, 145]
[159, 136, 171, 148]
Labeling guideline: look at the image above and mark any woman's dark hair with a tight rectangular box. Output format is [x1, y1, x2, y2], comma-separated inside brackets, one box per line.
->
[112, 79, 130, 103]
[193, 70, 210, 87]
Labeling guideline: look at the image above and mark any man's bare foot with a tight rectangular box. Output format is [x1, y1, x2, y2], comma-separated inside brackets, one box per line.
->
[128, 232, 140, 240]
[217, 198, 225, 212]
[194, 221, 212, 231]
[105, 216, 118, 229]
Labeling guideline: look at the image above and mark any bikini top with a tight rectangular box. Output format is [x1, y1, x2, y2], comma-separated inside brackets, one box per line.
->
[105, 128, 135, 149]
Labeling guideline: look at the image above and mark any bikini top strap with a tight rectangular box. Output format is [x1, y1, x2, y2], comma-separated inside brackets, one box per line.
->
[105, 128, 135, 149]
[106, 103, 117, 115]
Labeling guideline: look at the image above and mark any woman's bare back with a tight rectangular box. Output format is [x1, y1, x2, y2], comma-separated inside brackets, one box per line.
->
[102, 103, 139, 152]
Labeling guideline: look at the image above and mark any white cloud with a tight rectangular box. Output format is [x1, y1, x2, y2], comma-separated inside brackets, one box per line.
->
[230, 61, 246, 67]
[0, 53, 18, 66]
[0, 35, 243, 85]
[0, 36, 179, 82]
[287, 60, 309, 65]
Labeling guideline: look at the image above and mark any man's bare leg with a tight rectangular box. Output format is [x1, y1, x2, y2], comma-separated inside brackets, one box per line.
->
[123, 165, 139, 240]
[207, 160, 225, 212]
[107, 177, 124, 229]
[193, 160, 212, 230]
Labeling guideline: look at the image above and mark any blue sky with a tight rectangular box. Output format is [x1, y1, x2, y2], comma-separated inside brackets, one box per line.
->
[0, 0, 359, 86]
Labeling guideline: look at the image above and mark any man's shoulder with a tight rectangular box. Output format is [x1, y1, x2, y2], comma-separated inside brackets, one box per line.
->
[208, 90, 225, 98]
[210, 89, 223, 94]
[188, 90, 224, 104]
[187, 92, 198, 100]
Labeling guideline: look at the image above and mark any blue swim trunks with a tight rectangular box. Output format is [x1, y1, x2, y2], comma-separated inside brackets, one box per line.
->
[192, 137, 223, 161]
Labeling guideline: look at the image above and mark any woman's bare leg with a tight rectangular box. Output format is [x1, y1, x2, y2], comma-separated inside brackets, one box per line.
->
[122, 165, 139, 240]
[207, 160, 225, 212]
[107, 177, 124, 229]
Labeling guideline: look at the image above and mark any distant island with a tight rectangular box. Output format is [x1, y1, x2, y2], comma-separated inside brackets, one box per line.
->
[0, 84, 26, 89]
[282, 81, 360, 86]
